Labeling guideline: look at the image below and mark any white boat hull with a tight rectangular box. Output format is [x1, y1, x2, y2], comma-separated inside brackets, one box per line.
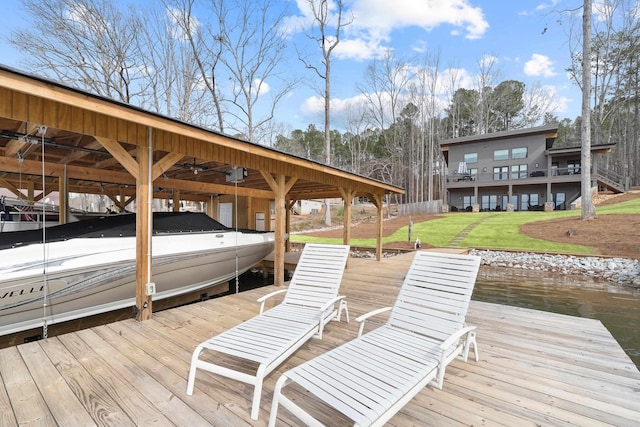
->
[1, 231, 275, 336]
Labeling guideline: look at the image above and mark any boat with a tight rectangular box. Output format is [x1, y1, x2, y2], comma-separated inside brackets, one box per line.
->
[0, 196, 61, 232]
[0, 211, 276, 336]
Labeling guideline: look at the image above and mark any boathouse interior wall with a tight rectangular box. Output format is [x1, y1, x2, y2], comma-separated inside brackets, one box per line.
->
[0, 66, 404, 322]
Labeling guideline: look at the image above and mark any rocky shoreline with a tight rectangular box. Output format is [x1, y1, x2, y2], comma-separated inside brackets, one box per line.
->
[470, 249, 640, 289]
[347, 246, 640, 288]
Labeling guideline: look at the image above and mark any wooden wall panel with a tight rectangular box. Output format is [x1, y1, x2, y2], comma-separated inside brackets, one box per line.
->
[117, 118, 129, 142]
[0, 88, 13, 119]
[95, 114, 108, 139]
[106, 115, 118, 140]
[83, 110, 96, 135]
[127, 121, 139, 145]
[27, 95, 43, 124]
[42, 99, 57, 128]
[12, 92, 27, 122]
[68, 106, 84, 133]
[57, 102, 72, 131]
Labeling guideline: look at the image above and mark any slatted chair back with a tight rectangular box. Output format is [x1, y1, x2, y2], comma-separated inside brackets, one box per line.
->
[387, 251, 481, 341]
[281, 243, 351, 309]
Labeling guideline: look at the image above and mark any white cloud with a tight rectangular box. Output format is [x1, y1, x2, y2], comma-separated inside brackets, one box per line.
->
[287, 0, 489, 61]
[165, 6, 200, 41]
[253, 79, 271, 97]
[334, 37, 389, 61]
[300, 93, 378, 128]
[524, 54, 557, 77]
[553, 93, 572, 114]
[350, 0, 489, 40]
[535, 0, 561, 12]
[478, 53, 499, 69]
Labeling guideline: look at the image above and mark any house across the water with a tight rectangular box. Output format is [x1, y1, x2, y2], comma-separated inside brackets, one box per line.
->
[440, 124, 628, 212]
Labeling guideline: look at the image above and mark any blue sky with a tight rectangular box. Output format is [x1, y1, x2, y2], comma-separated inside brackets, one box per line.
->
[0, 0, 585, 133]
[279, 0, 584, 130]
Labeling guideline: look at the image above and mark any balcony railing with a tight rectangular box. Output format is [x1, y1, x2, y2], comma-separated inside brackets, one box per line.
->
[447, 166, 581, 185]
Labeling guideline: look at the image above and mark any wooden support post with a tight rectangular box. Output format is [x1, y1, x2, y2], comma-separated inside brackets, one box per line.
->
[27, 181, 34, 203]
[118, 187, 127, 212]
[207, 194, 217, 219]
[261, 172, 297, 286]
[135, 128, 153, 321]
[273, 174, 286, 286]
[371, 193, 384, 261]
[285, 199, 297, 252]
[173, 189, 180, 212]
[58, 165, 68, 224]
[339, 188, 356, 268]
[338, 187, 357, 245]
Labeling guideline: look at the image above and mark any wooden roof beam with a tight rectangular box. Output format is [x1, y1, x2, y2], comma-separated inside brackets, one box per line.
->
[0, 178, 22, 198]
[152, 152, 184, 180]
[94, 136, 139, 179]
[58, 138, 105, 164]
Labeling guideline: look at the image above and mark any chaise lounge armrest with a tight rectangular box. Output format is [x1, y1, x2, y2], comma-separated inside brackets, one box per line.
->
[257, 289, 288, 313]
[355, 306, 392, 337]
[439, 325, 476, 353]
[434, 325, 478, 389]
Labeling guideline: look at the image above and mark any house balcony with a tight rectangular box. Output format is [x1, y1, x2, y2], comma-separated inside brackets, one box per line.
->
[446, 167, 582, 190]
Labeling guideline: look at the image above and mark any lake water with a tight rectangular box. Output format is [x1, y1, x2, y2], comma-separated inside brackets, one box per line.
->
[473, 267, 640, 369]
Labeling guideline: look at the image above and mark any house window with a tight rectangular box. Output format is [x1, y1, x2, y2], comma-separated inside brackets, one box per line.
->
[493, 149, 509, 161]
[462, 195, 475, 210]
[464, 152, 478, 163]
[521, 194, 540, 211]
[568, 160, 581, 174]
[553, 192, 566, 210]
[512, 147, 528, 159]
[511, 164, 528, 179]
[493, 166, 508, 180]
[481, 195, 498, 211]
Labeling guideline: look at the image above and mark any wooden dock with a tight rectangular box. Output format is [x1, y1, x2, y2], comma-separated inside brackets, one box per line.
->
[1, 252, 639, 426]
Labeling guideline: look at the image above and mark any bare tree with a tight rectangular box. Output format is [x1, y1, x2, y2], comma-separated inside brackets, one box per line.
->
[581, 0, 596, 220]
[442, 61, 464, 138]
[137, 5, 206, 123]
[10, 0, 145, 103]
[414, 51, 442, 202]
[518, 82, 560, 128]
[299, 0, 351, 226]
[474, 54, 503, 134]
[343, 103, 371, 175]
[358, 51, 411, 200]
[165, 0, 226, 132]
[213, 0, 298, 142]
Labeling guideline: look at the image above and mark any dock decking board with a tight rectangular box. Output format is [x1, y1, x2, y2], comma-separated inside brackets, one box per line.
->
[0, 253, 639, 426]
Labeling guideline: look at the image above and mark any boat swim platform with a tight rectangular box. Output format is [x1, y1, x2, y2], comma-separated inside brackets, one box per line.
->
[1, 252, 639, 426]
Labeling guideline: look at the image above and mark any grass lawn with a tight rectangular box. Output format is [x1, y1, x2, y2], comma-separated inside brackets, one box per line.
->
[291, 195, 640, 254]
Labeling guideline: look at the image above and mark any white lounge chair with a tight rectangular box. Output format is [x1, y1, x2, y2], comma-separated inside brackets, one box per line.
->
[186, 243, 350, 420]
[269, 250, 481, 427]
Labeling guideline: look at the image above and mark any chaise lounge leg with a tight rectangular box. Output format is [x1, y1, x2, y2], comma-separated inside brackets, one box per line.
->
[468, 330, 479, 362]
[338, 299, 349, 323]
[268, 375, 287, 427]
[186, 346, 204, 395]
[461, 329, 479, 362]
[251, 366, 267, 420]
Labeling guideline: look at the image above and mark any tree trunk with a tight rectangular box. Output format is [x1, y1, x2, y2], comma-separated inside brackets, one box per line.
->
[581, 0, 596, 220]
